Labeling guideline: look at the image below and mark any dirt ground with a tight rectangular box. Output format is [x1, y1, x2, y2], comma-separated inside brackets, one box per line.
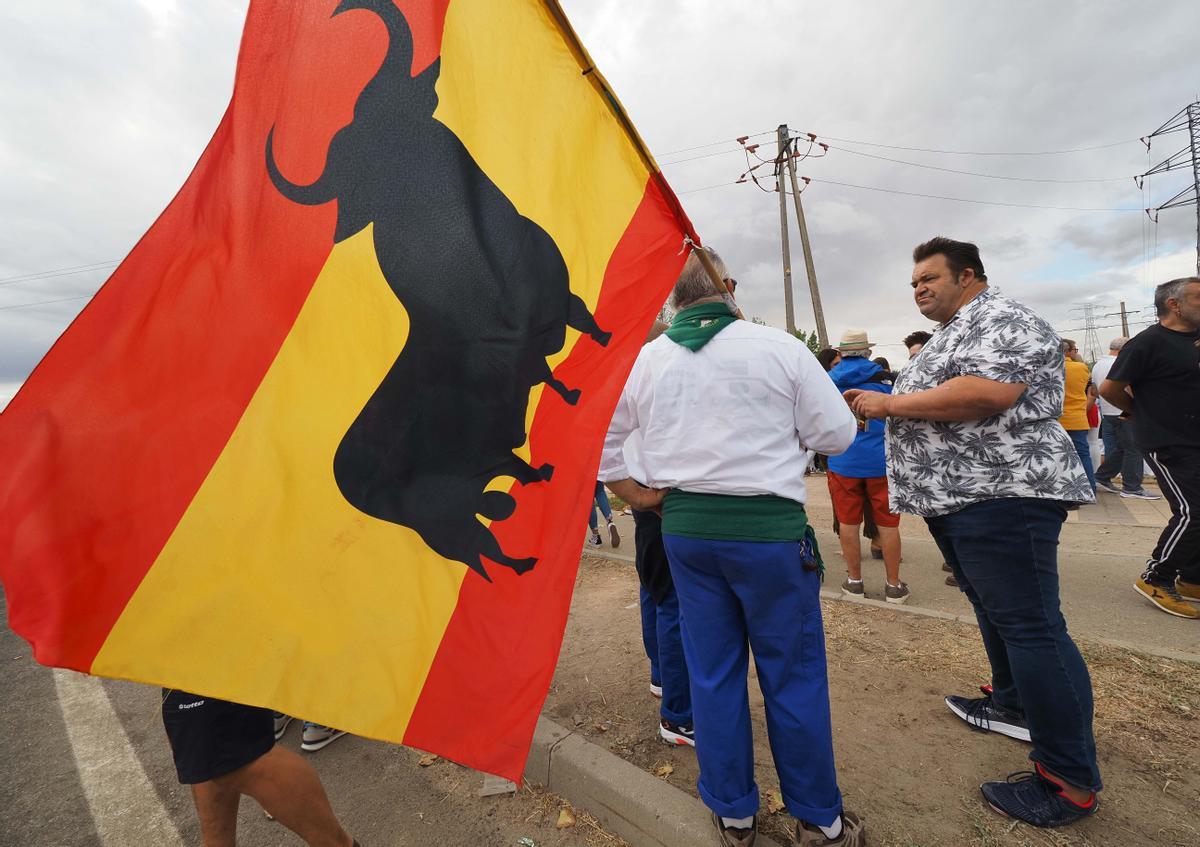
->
[546, 555, 1200, 847]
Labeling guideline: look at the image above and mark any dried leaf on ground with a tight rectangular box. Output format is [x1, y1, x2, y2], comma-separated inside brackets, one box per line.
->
[417, 754, 438, 767]
[654, 763, 674, 778]
[556, 807, 577, 829]
[765, 789, 786, 814]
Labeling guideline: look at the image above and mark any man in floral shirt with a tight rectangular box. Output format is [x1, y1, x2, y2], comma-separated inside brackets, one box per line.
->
[846, 237, 1099, 830]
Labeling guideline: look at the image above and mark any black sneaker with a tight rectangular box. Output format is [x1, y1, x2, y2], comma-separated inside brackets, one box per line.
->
[980, 765, 1098, 827]
[659, 718, 695, 747]
[945, 694, 1031, 742]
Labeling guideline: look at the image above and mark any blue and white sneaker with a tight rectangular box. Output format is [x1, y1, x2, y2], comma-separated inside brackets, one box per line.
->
[659, 718, 695, 747]
[981, 764, 1098, 827]
[945, 694, 1031, 742]
[272, 712, 293, 740]
[1095, 479, 1121, 495]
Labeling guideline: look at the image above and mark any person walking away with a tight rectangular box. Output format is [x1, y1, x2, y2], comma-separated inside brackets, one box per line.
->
[1059, 339, 1096, 494]
[603, 246, 864, 846]
[163, 691, 359, 847]
[847, 237, 1100, 828]
[826, 330, 908, 603]
[586, 481, 620, 547]
[1092, 337, 1160, 499]
[1100, 277, 1200, 619]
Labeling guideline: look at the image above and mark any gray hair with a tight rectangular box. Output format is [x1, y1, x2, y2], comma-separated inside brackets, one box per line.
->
[1061, 338, 1077, 353]
[1155, 277, 1200, 317]
[671, 246, 729, 310]
[1108, 336, 1129, 352]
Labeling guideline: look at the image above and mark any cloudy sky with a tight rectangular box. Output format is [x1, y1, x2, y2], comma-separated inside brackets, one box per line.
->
[2, 0, 1198, 410]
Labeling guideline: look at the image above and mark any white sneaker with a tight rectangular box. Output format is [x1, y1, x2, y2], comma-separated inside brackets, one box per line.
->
[301, 724, 347, 752]
[649, 682, 663, 698]
[1120, 489, 1162, 500]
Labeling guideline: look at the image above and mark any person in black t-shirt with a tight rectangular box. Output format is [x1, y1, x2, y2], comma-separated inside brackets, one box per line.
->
[1100, 276, 1200, 619]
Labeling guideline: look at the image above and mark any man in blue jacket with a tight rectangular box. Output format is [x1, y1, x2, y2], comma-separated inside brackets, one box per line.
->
[827, 330, 909, 604]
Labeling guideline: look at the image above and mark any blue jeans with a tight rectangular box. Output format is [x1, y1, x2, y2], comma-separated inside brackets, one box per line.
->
[1096, 415, 1145, 492]
[926, 498, 1101, 792]
[638, 585, 692, 725]
[663, 534, 842, 825]
[1067, 429, 1096, 493]
[587, 481, 613, 531]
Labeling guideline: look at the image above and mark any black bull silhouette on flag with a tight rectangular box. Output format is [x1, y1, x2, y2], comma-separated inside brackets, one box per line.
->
[266, 0, 611, 581]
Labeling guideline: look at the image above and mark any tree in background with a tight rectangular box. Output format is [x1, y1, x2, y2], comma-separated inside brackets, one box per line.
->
[792, 328, 821, 356]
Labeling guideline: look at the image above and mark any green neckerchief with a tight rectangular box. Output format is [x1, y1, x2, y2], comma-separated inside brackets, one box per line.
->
[662, 490, 825, 576]
[665, 302, 737, 351]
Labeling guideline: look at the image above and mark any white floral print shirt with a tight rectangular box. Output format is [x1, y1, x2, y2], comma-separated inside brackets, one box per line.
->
[887, 287, 1094, 516]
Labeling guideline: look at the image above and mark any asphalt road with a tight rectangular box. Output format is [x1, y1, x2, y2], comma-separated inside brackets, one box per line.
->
[0, 590, 615, 847]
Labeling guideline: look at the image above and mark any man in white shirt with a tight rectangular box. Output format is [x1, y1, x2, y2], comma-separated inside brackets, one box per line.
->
[1091, 337, 1158, 498]
[600, 247, 863, 847]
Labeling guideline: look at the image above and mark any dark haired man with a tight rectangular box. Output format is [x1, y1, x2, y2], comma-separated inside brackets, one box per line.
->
[902, 330, 931, 358]
[1100, 277, 1200, 619]
[846, 237, 1100, 828]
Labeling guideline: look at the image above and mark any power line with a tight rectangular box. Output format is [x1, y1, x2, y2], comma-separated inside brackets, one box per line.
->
[655, 130, 774, 158]
[809, 134, 1137, 157]
[0, 261, 118, 287]
[0, 294, 93, 312]
[814, 142, 1133, 184]
[803, 177, 1143, 212]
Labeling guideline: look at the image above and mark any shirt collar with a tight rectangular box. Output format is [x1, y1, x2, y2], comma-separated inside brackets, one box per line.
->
[939, 285, 996, 329]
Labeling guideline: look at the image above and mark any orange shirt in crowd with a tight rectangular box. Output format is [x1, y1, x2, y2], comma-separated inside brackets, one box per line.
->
[1059, 357, 1091, 431]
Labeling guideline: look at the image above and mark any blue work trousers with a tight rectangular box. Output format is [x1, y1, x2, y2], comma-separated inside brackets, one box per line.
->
[639, 585, 692, 725]
[927, 498, 1101, 792]
[662, 535, 842, 826]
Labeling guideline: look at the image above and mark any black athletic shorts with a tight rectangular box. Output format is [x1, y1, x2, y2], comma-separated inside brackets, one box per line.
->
[161, 689, 274, 784]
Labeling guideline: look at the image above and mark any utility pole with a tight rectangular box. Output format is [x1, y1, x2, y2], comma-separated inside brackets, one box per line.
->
[1140, 101, 1200, 275]
[1191, 101, 1200, 274]
[1119, 301, 1130, 337]
[776, 125, 797, 333]
[784, 138, 830, 348]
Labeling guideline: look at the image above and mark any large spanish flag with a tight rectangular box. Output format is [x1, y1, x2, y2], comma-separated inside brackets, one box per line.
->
[0, 0, 694, 780]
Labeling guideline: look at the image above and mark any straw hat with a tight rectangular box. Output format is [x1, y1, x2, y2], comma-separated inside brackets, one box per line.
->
[836, 329, 873, 356]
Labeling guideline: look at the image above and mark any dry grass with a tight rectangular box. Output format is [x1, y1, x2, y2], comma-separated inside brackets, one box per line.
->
[522, 786, 631, 847]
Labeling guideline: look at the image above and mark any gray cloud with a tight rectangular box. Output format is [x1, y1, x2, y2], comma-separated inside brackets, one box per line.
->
[1, 0, 1198, 399]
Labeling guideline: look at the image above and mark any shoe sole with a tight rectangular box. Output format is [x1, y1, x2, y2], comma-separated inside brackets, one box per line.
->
[649, 684, 663, 698]
[659, 726, 695, 747]
[608, 525, 620, 548]
[1133, 583, 1200, 619]
[945, 698, 1031, 742]
[980, 785, 1098, 828]
[1120, 492, 1161, 500]
[301, 730, 347, 752]
[885, 594, 909, 605]
[273, 716, 293, 740]
[841, 588, 864, 598]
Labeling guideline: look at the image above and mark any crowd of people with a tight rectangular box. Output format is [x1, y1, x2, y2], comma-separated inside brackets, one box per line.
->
[600, 238, 1200, 846]
[151, 240, 1197, 847]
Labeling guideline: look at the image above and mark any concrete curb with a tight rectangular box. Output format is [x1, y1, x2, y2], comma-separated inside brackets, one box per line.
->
[524, 715, 785, 847]
[581, 547, 1200, 666]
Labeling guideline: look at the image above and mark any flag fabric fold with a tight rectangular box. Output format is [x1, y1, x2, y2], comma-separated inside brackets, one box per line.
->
[0, 0, 694, 781]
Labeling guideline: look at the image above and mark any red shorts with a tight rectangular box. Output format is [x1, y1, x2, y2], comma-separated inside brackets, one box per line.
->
[826, 471, 900, 527]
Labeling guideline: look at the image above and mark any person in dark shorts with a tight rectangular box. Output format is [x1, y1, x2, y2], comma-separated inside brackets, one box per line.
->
[162, 689, 358, 846]
[1100, 276, 1200, 619]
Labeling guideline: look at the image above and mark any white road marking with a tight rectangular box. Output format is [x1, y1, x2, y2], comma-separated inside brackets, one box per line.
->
[53, 669, 185, 847]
